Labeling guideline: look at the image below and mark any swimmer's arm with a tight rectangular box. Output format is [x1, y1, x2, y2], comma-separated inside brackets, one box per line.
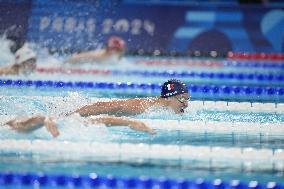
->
[64, 51, 105, 64]
[6, 115, 59, 138]
[72, 101, 124, 117]
[87, 116, 156, 134]
[43, 117, 60, 138]
[6, 115, 46, 130]
[0, 65, 18, 75]
[73, 100, 145, 117]
[0, 68, 8, 75]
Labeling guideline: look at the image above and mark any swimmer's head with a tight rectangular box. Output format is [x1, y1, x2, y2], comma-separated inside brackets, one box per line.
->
[107, 36, 126, 53]
[161, 79, 188, 98]
[161, 79, 189, 113]
[15, 46, 37, 74]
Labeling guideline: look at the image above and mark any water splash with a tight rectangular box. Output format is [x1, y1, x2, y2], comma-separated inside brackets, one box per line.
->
[0, 36, 15, 65]
[54, 114, 110, 142]
[47, 92, 91, 116]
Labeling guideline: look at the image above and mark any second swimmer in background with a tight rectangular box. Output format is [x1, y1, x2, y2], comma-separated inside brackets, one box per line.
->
[0, 44, 37, 76]
[64, 36, 126, 64]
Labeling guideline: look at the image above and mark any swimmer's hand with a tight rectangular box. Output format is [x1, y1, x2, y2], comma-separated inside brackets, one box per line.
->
[44, 117, 59, 138]
[127, 120, 156, 135]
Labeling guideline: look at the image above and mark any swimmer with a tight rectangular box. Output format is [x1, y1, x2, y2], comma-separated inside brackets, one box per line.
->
[0, 45, 37, 75]
[72, 79, 189, 117]
[64, 36, 126, 64]
[5, 79, 189, 137]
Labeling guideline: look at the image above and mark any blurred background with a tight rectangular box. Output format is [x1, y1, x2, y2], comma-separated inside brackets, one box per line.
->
[1, 0, 283, 56]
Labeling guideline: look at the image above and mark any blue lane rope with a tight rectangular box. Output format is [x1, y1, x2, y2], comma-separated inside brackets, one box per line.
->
[137, 60, 284, 69]
[0, 79, 284, 96]
[0, 172, 281, 189]
[111, 70, 284, 82]
[224, 61, 284, 69]
[37, 67, 284, 82]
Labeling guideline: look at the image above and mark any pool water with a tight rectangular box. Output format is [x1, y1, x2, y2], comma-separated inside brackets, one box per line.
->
[0, 40, 284, 186]
[0, 96, 283, 184]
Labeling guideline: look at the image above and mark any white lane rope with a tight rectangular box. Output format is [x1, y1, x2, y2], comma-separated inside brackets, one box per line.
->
[0, 139, 283, 171]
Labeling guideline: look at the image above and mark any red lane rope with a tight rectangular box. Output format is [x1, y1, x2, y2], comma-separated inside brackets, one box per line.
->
[227, 52, 284, 61]
[36, 60, 225, 75]
[36, 67, 112, 75]
[135, 60, 225, 67]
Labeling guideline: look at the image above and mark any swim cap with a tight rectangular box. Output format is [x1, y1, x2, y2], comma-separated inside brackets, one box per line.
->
[15, 46, 36, 64]
[107, 36, 126, 51]
[161, 79, 188, 98]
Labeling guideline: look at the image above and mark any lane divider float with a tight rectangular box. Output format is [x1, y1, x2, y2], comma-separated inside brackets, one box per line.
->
[36, 67, 284, 83]
[1, 79, 284, 98]
[0, 172, 281, 189]
[0, 140, 283, 172]
[1, 95, 284, 113]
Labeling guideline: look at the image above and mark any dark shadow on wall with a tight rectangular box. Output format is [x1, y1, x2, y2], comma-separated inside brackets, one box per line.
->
[188, 29, 232, 56]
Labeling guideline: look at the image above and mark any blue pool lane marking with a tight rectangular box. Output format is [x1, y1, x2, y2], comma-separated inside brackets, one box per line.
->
[38, 67, 284, 82]
[0, 171, 283, 188]
[0, 79, 283, 97]
[113, 70, 284, 82]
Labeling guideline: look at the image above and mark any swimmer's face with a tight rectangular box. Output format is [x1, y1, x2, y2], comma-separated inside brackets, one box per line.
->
[167, 93, 189, 114]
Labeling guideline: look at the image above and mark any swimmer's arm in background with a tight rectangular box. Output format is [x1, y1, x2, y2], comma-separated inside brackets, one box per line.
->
[0, 64, 19, 75]
[64, 50, 105, 64]
[5, 115, 59, 138]
[86, 115, 156, 135]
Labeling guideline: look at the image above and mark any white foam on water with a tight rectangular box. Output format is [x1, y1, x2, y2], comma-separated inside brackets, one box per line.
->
[54, 114, 110, 142]
[46, 92, 91, 116]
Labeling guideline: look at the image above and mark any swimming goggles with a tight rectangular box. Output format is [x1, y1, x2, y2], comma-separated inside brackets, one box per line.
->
[176, 96, 190, 103]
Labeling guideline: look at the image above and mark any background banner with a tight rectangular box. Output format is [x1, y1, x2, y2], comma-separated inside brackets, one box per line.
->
[0, 0, 32, 43]
[1, 0, 283, 54]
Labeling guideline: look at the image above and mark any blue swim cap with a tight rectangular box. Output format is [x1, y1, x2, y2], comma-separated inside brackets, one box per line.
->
[161, 79, 188, 98]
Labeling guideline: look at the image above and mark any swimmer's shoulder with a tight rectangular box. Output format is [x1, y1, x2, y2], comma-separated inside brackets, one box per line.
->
[107, 97, 157, 108]
[132, 97, 159, 107]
